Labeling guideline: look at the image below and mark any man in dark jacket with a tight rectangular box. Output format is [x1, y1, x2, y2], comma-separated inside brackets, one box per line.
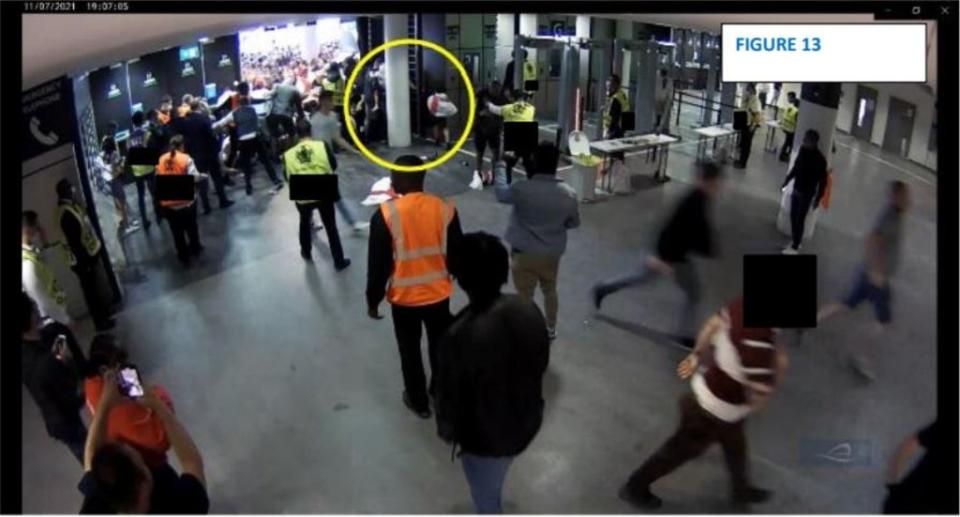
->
[56, 179, 115, 331]
[174, 101, 234, 211]
[435, 232, 550, 514]
[781, 129, 828, 254]
[591, 162, 723, 347]
[21, 291, 90, 463]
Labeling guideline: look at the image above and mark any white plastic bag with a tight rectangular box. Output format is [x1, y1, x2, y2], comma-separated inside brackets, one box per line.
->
[777, 180, 818, 241]
[428, 93, 458, 118]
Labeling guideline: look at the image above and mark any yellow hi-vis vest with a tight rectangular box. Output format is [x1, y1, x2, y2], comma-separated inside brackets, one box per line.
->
[522, 61, 536, 81]
[603, 89, 631, 132]
[283, 139, 333, 205]
[56, 201, 102, 266]
[22, 246, 67, 308]
[781, 105, 799, 133]
[501, 102, 536, 122]
[322, 78, 345, 107]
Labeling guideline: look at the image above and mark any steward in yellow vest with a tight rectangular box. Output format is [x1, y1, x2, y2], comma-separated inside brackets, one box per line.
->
[603, 74, 631, 138]
[283, 119, 350, 269]
[487, 91, 537, 184]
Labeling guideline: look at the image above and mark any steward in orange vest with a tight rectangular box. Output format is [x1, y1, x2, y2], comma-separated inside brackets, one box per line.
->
[156, 135, 205, 265]
[366, 155, 463, 418]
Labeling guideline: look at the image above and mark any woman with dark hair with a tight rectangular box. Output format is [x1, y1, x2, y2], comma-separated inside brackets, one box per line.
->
[155, 135, 207, 266]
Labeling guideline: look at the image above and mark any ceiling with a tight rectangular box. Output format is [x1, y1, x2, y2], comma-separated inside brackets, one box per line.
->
[23, 13, 937, 92]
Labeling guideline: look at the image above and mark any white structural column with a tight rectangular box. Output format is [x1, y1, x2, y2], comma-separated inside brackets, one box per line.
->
[519, 14, 538, 63]
[576, 15, 591, 91]
[384, 14, 411, 148]
[789, 84, 842, 169]
[615, 20, 633, 89]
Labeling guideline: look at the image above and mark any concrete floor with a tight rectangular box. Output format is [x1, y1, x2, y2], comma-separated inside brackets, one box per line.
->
[23, 127, 937, 513]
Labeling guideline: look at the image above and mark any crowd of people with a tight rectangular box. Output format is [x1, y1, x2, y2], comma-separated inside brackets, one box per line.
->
[20, 51, 941, 514]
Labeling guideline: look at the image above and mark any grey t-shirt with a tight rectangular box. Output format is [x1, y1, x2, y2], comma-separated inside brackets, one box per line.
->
[871, 206, 903, 276]
[270, 84, 300, 117]
[309, 111, 340, 145]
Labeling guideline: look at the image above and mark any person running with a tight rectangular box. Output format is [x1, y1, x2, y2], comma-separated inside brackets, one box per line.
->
[283, 118, 351, 269]
[494, 143, 580, 340]
[591, 162, 723, 347]
[213, 96, 283, 196]
[816, 181, 910, 380]
[435, 232, 550, 514]
[781, 129, 828, 254]
[366, 155, 463, 419]
[619, 296, 786, 510]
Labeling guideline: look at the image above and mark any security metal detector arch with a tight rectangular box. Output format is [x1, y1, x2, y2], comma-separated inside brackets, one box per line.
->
[612, 38, 677, 134]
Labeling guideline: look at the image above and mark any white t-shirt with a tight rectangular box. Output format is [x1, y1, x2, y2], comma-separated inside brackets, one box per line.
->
[309, 111, 340, 145]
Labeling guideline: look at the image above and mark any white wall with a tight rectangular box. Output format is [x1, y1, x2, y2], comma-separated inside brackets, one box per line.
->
[836, 82, 936, 169]
[616, 20, 634, 88]
[495, 14, 515, 82]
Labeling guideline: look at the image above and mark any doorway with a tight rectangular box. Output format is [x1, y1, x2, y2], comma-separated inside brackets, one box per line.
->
[850, 85, 878, 142]
[882, 96, 916, 158]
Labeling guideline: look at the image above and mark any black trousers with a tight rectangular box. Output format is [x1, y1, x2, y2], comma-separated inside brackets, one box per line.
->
[790, 190, 814, 249]
[779, 132, 795, 161]
[475, 130, 501, 172]
[503, 151, 533, 185]
[237, 138, 281, 189]
[72, 256, 111, 327]
[134, 173, 160, 224]
[200, 159, 230, 208]
[625, 393, 749, 497]
[50, 418, 87, 465]
[391, 299, 452, 411]
[296, 201, 345, 264]
[738, 127, 756, 166]
[164, 204, 201, 264]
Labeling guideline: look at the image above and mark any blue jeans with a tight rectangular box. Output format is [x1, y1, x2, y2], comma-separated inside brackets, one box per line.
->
[461, 453, 514, 514]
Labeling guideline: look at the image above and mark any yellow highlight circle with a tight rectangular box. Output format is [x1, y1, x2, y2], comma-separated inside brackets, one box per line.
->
[343, 38, 476, 173]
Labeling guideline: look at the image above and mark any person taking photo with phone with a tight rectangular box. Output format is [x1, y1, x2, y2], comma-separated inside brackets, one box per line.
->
[79, 368, 208, 514]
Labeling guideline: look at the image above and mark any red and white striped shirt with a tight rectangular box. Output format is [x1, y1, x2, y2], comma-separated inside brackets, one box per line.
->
[692, 299, 777, 423]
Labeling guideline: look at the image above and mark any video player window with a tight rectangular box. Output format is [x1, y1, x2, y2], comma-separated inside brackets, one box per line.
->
[12, 3, 955, 515]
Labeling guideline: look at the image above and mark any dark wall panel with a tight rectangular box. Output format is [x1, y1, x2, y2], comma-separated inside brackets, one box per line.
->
[168, 45, 205, 103]
[128, 48, 177, 114]
[202, 35, 240, 101]
[88, 64, 131, 139]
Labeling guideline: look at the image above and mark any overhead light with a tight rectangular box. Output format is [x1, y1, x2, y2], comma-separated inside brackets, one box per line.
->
[287, 22, 295, 29]
[199, 37, 212, 44]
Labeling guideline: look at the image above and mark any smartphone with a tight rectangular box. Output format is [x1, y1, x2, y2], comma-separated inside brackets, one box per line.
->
[117, 366, 145, 398]
[52, 334, 68, 360]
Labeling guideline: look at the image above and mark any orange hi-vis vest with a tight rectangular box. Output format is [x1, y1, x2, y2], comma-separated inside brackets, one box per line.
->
[156, 151, 194, 209]
[380, 193, 455, 307]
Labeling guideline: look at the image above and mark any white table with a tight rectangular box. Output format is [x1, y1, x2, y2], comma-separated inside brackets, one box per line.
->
[590, 134, 679, 187]
[764, 120, 781, 153]
[694, 124, 737, 163]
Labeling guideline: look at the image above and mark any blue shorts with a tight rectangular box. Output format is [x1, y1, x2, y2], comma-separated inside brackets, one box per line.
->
[842, 268, 892, 324]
